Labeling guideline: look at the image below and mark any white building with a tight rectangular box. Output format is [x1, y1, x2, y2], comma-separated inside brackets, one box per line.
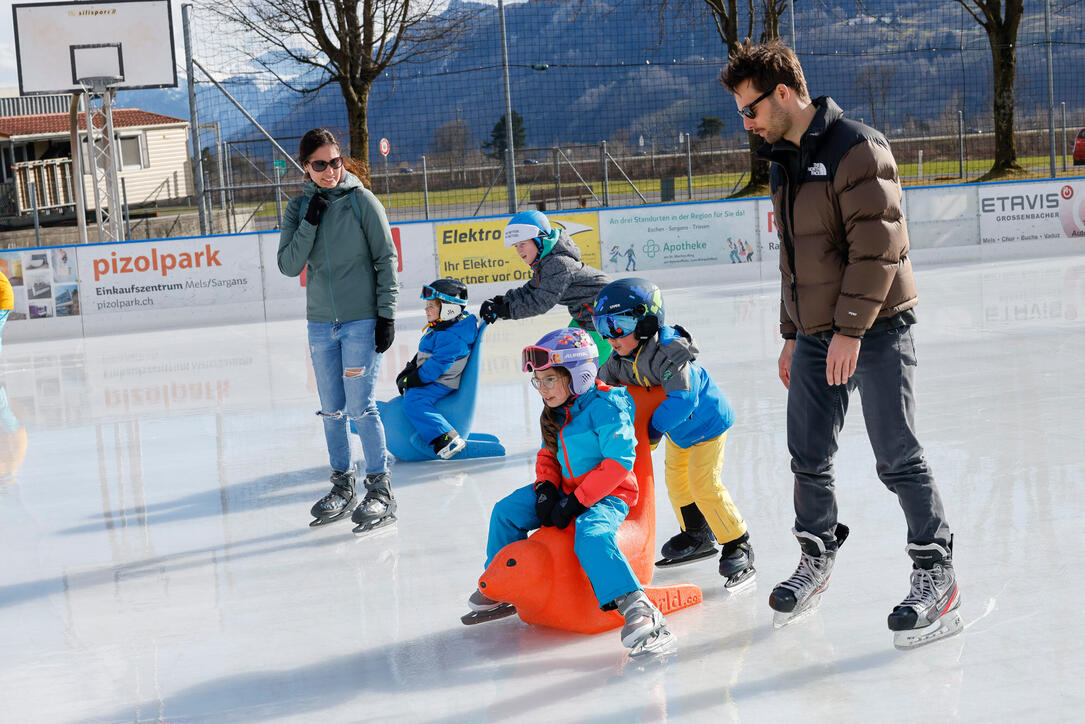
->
[0, 107, 192, 215]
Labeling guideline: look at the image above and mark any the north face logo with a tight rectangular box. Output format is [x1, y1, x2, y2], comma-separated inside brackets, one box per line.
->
[807, 162, 827, 176]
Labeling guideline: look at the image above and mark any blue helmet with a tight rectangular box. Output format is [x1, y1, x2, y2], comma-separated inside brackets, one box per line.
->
[591, 278, 665, 341]
[504, 210, 561, 258]
[521, 327, 599, 395]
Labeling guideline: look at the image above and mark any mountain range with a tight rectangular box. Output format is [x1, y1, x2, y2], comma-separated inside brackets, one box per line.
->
[113, 0, 1083, 162]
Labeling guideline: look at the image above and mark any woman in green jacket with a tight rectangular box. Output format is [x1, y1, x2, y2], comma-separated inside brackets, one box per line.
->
[278, 128, 399, 534]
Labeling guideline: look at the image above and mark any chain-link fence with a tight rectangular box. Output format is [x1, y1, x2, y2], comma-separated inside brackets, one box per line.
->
[187, 0, 1085, 229]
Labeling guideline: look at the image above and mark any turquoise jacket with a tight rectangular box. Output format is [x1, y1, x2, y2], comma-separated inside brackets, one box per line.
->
[535, 380, 638, 508]
[278, 173, 399, 322]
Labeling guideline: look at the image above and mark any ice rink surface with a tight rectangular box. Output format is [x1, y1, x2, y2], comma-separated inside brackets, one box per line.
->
[1, 254, 1083, 723]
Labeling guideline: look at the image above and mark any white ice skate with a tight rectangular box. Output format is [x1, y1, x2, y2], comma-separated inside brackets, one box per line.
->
[617, 592, 677, 658]
[889, 542, 963, 650]
[770, 525, 848, 629]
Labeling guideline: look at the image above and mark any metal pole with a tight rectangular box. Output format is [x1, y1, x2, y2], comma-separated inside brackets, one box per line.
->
[918, 149, 923, 180]
[275, 168, 283, 229]
[958, 110, 965, 178]
[422, 154, 430, 219]
[226, 143, 238, 227]
[498, 0, 517, 213]
[685, 132, 693, 199]
[121, 177, 131, 239]
[69, 94, 88, 244]
[182, 4, 207, 235]
[600, 141, 610, 207]
[29, 180, 40, 246]
[204, 169, 214, 234]
[1043, 0, 1056, 177]
[200, 121, 227, 230]
[790, 0, 796, 52]
[383, 155, 390, 208]
[1061, 102, 1068, 172]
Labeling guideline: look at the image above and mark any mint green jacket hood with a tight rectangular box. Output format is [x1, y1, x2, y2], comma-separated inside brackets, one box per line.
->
[277, 172, 399, 322]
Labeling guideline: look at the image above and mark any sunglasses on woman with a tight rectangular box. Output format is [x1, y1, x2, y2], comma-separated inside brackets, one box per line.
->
[307, 157, 343, 172]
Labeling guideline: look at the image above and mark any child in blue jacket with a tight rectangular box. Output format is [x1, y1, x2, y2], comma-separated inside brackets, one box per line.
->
[593, 278, 755, 591]
[395, 279, 478, 459]
[462, 327, 675, 656]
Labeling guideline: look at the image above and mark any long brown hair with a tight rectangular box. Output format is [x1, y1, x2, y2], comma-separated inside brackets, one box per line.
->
[298, 128, 372, 190]
[538, 367, 573, 453]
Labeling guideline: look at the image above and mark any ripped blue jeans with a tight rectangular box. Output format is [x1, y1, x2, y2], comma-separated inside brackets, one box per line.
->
[308, 319, 389, 475]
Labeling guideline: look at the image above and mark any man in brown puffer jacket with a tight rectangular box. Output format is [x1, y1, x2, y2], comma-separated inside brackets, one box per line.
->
[722, 41, 962, 650]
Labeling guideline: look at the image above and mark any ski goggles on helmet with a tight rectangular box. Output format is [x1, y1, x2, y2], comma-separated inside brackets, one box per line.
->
[421, 284, 467, 305]
[521, 344, 596, 372]
[592, 313, 639, 340]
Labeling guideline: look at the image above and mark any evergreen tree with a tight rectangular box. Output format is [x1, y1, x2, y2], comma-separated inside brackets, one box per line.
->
[482, 111, 526, 159]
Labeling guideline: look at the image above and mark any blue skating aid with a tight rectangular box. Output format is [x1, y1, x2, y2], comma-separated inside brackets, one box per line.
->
[360, 321, 506, 462]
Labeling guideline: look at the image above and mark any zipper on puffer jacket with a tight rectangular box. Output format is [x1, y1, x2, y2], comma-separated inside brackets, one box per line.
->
[558, 405, 574, 483]
[318, 193, 340, 322]
[778, 161, 803, 333]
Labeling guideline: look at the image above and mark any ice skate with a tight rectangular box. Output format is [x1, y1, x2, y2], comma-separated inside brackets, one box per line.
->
[431, 431, 466, 460]
[888, 541, 962, 650]
[308, 470, 357, 527]
[460, 588, 516, 625]
[655, 510, 717, 568]
[770, 524, 849, 629]
[616, 591, 677, 657]
[351, 472, 397, 536]
[718, 533, 756, 594]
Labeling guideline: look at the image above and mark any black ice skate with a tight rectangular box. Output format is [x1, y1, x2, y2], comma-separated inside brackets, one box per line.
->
[351, 472, 397, 536]
[615, 591, 677, 658]
[888, 541, 962, 650]
[460, 588, 517, 625]
[769, 523, 849, 629]
[718, 533, 756, 593]
[430, 430, 466, 460]
[308, 470, 357, 527]
[655, 504, 717, 568]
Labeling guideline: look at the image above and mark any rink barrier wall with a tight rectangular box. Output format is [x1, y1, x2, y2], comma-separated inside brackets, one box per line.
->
[2, 177, 1083, 342]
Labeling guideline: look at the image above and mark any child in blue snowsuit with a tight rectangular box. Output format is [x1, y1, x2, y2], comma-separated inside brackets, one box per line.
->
[592, 278, 754, 591]
[395, 279, 478, 459]
[461, 327, 676, 656]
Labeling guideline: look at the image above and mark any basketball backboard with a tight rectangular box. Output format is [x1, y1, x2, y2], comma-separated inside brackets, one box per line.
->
[13, 1, 177, 95]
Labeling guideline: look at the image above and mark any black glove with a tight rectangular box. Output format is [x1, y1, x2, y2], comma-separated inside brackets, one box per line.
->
[534, 481, 561, 527]
[551, 493, 587, 530]
[396, 367, 423, 394]
[647, 420, 663, 449]
[304, 194, 329, 226]
[374, 317, 395, 353]
[480, 296, 508, 324]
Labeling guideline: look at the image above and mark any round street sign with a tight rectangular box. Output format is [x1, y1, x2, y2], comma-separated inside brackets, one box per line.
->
[379, 138, 390, 157]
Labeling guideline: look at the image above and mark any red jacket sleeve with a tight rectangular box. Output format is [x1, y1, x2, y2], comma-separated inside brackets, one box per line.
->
[572, 458, 637, 508]
[535, 448, 563, 486]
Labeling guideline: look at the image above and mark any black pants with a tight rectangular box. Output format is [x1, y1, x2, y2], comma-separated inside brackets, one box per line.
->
[787, 326, 951, 551]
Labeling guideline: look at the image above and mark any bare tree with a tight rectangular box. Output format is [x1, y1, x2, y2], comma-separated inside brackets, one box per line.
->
[854, 63, 896, 131]
[199, 0, 469, 163]
[953, 0, 1025, 178]
[703, 0, 792, 196]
